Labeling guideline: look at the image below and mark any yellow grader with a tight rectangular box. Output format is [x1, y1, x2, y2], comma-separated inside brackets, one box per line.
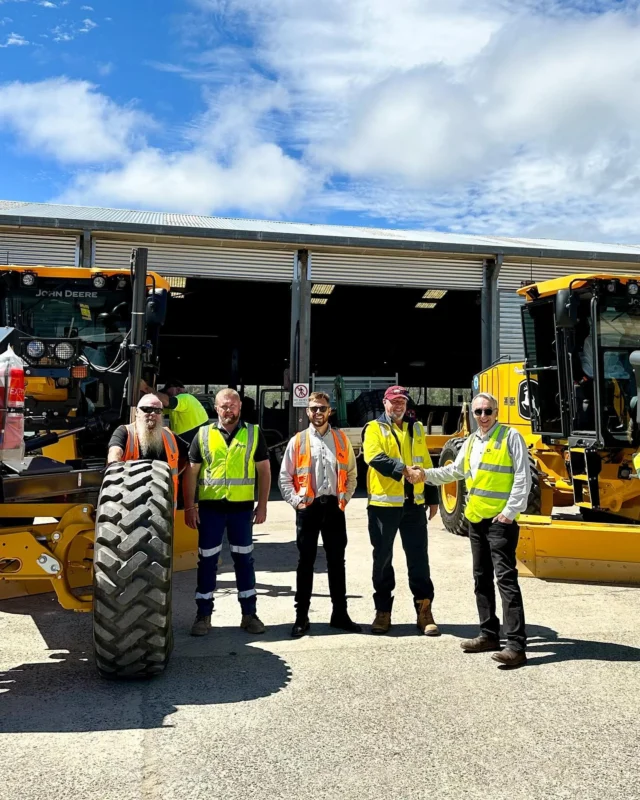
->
[438, 273, 640, 584]
[0, 250, 197, 679]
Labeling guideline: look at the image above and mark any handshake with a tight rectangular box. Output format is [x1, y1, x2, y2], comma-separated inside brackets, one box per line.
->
[403, 465, 425, 485]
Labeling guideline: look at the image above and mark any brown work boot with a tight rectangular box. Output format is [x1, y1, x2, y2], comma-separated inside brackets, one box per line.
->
[460, 635, 501, 653]
[492, 648, 527, 668]
[241, 613, 266, 634]
[190, 614, 212, 636]
[371, 611, 392, 634]
[416, 599, 440, 636]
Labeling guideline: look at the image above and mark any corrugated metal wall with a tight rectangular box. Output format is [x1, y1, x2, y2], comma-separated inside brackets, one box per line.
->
[93, 238, 295, 282]
[498, 290, 525, 361]
[0, 231, 79, 266]
[310, 251, 484, 288]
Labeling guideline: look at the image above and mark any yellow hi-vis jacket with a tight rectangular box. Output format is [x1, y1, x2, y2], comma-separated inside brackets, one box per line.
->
[197, 422, 259, 502]
[463, 424, 517, 523]
[363, 416, 433, 507]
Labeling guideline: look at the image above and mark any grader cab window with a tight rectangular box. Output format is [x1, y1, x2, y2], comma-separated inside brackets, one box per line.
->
[522, 300, 565, 436]
[595, 298, 640, 442]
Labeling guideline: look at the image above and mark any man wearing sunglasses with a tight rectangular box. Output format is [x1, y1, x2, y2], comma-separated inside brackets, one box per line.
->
[107, 393, 187, 503]
[279, 391, 359, 637]
[423, 392, 531, 668]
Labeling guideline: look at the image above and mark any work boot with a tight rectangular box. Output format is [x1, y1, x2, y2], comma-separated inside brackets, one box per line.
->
[190, 614, 212, 636]
[460, 635, 501, 653]
[241, 613, 266, 634]
[371, 611, 392, 634]
[415, 599, 440, 636]
[491, 648, 527, 668]
[291, 617, 310, 638]
[330, 612, 362, 633]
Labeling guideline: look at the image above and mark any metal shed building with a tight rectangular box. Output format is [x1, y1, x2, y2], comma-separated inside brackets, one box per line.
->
[2, 199, 640, 375]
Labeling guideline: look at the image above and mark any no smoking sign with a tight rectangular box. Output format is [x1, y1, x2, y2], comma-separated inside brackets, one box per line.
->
[293, 382, 310, 407]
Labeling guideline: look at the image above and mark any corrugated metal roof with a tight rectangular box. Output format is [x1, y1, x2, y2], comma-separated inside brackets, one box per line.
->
[2, 199, 640, 261]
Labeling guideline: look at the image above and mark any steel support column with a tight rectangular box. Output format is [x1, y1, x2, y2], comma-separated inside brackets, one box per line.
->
[288, 249, 311, 435]
[490, 254, 503, 364]
[481, 257, 497, 370]
[81, 229, 92, 268]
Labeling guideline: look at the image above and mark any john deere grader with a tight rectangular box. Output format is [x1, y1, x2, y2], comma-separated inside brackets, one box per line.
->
[0, 249, 197, 678]
[438, 273, 640, 585]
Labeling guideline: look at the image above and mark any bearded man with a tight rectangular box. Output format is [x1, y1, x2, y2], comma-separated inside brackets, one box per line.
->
[107, 395, 187, 504]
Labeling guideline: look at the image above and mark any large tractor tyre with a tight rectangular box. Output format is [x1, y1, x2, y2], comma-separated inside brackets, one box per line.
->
[93, 460, 174, 680]
[525, 453, 542, 516]
[437, 437, 469, 537]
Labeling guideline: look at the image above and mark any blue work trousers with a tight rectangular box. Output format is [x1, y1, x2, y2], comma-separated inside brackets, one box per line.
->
[195, 506, 257, 616]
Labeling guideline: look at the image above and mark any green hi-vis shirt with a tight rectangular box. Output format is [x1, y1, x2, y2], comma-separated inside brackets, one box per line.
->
[165, 392, 209, 436]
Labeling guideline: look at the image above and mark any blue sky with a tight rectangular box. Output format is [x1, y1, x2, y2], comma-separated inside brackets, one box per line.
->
[2, 0, 640, 240]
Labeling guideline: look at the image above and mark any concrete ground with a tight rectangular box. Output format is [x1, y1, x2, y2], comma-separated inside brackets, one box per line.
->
[1, 497, 640, 800]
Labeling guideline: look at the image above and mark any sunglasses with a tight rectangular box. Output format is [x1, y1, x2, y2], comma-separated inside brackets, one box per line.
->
[473, 408, 495, 417]
[140, 407, 163, 415]
[309, 406, 329, 413]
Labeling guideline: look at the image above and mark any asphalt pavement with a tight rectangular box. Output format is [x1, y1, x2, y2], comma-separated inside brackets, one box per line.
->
[1, 497, 639, 800]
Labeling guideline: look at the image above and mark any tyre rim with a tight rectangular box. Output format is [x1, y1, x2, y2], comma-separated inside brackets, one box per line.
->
[441, 458, 458, 513]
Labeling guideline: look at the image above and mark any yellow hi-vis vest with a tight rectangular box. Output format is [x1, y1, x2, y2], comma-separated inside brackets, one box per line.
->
[463, 424, 517, 523]
[364, 419, 433, 507]
[197, 423, 259, 502]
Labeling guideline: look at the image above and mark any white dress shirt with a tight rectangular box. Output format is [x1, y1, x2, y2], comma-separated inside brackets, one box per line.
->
[424, 422, 531, 521]
[279, 425, 358, 508]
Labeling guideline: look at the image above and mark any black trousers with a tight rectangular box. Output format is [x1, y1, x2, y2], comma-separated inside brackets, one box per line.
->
[468, 518, 526, 651]
[295, 496, 348, 618]
[367, 503, 434, 612]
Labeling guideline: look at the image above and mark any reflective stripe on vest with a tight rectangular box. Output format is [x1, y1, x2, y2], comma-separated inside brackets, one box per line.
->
[366, 419, 431, 507]
[292, 427, 350, 511]
[123, 424, 179, 509]
[463, 424, 517, 523]
[197, 423, 259, 502]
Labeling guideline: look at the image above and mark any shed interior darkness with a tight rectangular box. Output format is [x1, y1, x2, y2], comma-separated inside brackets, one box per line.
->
[159, 277, 481, 393]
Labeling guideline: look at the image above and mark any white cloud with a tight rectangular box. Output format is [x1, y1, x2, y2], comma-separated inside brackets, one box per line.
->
[97, 61, 113, 76]
[175, 0, 640, 239]
[38, 1, 57, 8]
[59, 144, 309, 216]
[59, 78, 310, 215]
[80, 4, 93, 9]
[0, 30, 27, 46]
[0, 78, 149, 161]
[51, 17, 97, 41]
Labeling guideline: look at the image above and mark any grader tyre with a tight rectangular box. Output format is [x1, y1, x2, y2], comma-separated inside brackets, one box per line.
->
[525, 452, 542, 516]
[438, 437, 469, 537]
[93, 460, 174, 680]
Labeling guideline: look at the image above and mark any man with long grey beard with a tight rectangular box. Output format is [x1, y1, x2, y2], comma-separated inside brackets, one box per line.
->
[108, 394, 186, 476]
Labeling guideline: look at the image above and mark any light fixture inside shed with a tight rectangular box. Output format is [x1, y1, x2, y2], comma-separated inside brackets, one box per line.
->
[415, 302, 437, 309]
[422, 289, 447, 300]
[311, 297, 328, 305]
[312, 284, 335, 296]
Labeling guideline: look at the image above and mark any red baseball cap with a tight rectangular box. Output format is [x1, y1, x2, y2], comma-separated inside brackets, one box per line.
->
[384, 385, 409, 401]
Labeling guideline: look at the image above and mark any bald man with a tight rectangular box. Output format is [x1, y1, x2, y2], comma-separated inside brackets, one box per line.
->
[108, 394, 187, 465]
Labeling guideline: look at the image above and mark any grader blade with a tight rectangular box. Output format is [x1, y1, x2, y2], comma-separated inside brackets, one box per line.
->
[517, 514, 640, 584]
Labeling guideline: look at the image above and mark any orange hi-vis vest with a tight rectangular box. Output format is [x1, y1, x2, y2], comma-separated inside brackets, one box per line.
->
[123, 423, 179, 507]
[293, 427, 350, 511]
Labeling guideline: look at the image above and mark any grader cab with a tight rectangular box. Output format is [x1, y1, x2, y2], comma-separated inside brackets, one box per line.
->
[438, 273, 640, 584]
[0, 250, 196, 678]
